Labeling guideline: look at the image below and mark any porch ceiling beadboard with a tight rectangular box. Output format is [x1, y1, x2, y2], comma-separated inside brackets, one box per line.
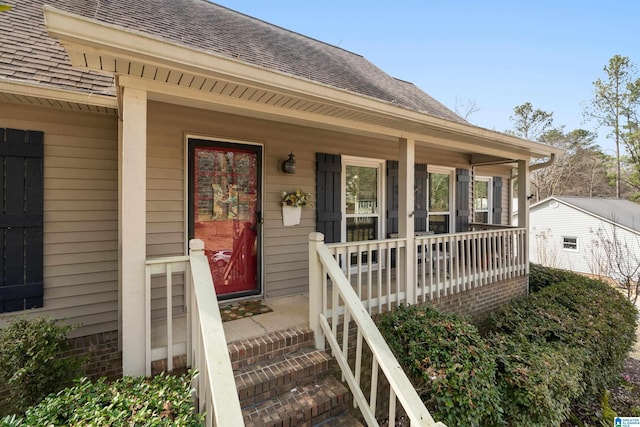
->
[41, 1, 561, 161]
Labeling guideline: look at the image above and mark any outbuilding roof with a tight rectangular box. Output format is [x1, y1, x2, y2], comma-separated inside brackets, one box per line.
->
[1, 0, 463, 123]
[533, 196, 640, 233]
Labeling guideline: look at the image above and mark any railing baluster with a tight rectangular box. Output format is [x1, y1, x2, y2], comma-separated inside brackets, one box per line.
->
[397, 242, 404, 306]
[341, 309, 351, 383]
[386, 244, 392, 311]
[354, 328, 363, 408]
[388, 387, 397, 427]
[186, 265, 192, 368]
[429, 240, 435, 300]
[332, 284, 339, 338]
[377, 244, 383, 313]
[166, 263, 173, 372]
[366, 244, 372, 314]
[370, 357, 379, 414]
[144, 264, 152, 377]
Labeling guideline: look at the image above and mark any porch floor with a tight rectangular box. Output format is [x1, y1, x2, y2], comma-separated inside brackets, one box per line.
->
[151, 294, 310, 357]
[222, 294, 309, 342]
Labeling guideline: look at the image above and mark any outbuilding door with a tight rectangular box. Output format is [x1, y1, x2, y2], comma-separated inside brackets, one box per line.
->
[188, 139, 262, 299]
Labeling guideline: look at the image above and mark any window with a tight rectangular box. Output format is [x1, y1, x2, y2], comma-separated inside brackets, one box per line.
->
[428, 168, 454, 233]
[563, 237, 578, 251]
[343, 157, 383, 243]
[473, 177, 492, 224]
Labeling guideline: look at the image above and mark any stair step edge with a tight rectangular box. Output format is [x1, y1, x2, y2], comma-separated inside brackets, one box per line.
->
[228, 326, 315, 368]
[236, 349, 334, 406]
[242, 374, 351, 427]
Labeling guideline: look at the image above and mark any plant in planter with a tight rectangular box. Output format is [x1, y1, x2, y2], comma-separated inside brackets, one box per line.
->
[281, 189, 310, 226]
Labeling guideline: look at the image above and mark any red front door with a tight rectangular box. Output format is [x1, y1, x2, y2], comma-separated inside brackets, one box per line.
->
[189, 139, 262, 298]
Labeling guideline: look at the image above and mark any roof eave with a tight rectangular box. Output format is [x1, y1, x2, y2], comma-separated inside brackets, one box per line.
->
[0, 76, 117, 111]
[43, 5, 560, 159]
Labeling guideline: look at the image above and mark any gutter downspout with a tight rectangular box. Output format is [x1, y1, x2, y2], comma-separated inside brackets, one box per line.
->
[510, 153, 557, 195]
[529, 153, 556, 172]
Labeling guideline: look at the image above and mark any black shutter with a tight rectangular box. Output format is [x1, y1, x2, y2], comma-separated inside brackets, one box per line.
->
[316, 153, 341, 243]
[386, 161, 398, 237]
[414, 164, 428, 233]
[456, 168, 470, 232]
[1, 128, 44, 313]
[492, 176, 503, 225]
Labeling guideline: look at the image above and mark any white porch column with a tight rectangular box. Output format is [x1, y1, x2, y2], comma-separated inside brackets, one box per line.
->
[119, 86, 148, 376]
[517, 160, 530, 275]
[398, 138, 416, 304]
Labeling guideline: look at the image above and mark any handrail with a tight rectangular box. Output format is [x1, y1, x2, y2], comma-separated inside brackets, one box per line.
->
[144, 240, 243, 426]
[188, 239, 244, 427]
[309, 232, 447, 427]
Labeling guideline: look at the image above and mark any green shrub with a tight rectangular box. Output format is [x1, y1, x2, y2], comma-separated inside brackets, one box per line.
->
[529, 263, 583, 293]
[0, 317, 85, 416]
[485, 267, 637, 425]
[378, 305, 503, 427]
[487, 277, 637, 395]
[490, 334, 585, 427]
[3, 371, 202, 426]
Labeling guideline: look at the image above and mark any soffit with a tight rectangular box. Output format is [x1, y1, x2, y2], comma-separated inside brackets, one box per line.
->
[0, 77, 117, 115]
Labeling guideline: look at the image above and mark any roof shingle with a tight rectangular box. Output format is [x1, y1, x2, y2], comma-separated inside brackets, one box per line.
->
[2, 0, 464, 123]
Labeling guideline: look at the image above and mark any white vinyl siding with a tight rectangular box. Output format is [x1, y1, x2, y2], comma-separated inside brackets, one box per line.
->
[530, 200, 640, 275]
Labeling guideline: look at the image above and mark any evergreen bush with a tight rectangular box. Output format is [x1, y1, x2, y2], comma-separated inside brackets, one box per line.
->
[378, 305, 503, 427]
[2, 371, 202, 426]
[379, 266, 637, 426]
[0, 317, 84, 416]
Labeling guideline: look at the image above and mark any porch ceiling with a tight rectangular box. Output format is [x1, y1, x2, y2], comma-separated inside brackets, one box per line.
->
[43, 6, 562, 162]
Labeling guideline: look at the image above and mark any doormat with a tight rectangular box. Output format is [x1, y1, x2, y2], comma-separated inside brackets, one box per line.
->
[219, 299, 273, 322]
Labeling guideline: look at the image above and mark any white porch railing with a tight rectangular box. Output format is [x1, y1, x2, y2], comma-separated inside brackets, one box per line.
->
[309, 228, 527, 426]
[318, 228, 527, 314]
[144, 239, 243, 427]
[415, 228, 528, 301]
[309, 233, 447, 427]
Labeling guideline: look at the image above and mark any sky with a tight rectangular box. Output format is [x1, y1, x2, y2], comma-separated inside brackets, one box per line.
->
[214, 0, 640, 153]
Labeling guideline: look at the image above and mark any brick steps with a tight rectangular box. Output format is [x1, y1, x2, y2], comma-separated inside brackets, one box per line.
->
[228, 327, 361, 426]
[242, 375, 351, 427]
[235, 348, 333, 407]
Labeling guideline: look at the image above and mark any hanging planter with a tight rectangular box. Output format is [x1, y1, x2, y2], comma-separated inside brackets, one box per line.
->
[282, 205, 302, 226]
[281, 189, 311, 227]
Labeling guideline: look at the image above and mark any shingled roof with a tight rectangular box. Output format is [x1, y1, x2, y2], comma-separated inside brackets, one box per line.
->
[1, 0, 464, 123]
[0, 0, 115, 95]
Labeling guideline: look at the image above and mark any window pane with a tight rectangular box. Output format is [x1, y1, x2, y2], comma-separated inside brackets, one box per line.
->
[429, 214, 449, 234]
[474, 212, 489, 223]
[563, 237, 577, 250]
[429, 173, 450, 212]
[346, 165, 378, 215]
[346, 217, 378, 242]
[474, 181, 489, 211]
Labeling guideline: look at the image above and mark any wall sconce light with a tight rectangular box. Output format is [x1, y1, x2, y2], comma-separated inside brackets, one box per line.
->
[282, 152, 296, 174]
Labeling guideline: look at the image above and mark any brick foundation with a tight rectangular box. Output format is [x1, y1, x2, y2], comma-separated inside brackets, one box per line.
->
[63, 330, 122, 381]
[420, 275, 529, 322]
[0, 330, 122, 410]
